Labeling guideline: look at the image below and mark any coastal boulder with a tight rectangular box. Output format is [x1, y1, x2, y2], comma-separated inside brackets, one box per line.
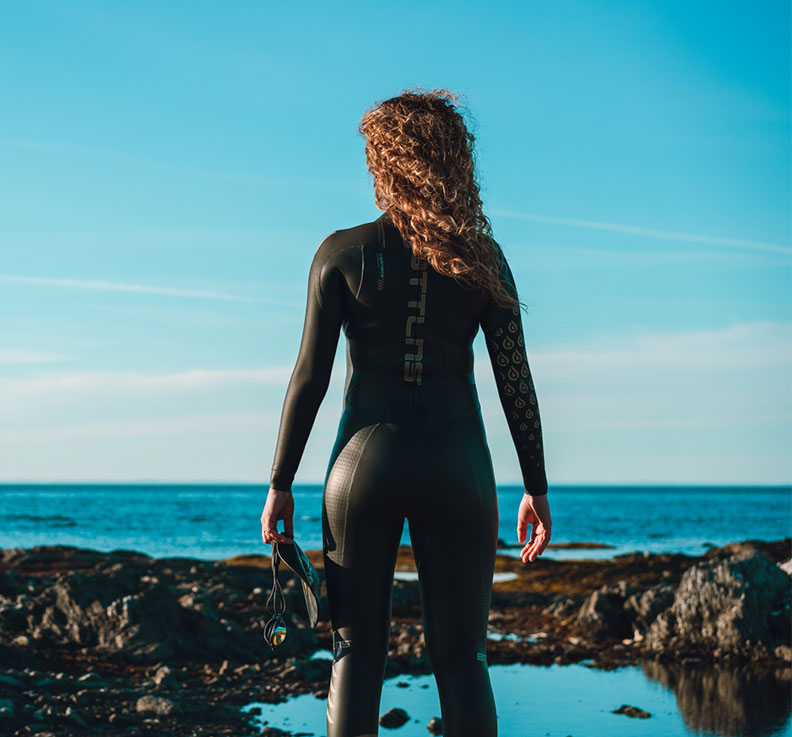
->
[624, 582, 676, 635]
[575, 580, 639, 640]
[644, 550, 791, 657]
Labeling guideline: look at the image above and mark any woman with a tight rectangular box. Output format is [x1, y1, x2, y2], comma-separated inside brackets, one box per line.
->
[261, 88, 551, 737]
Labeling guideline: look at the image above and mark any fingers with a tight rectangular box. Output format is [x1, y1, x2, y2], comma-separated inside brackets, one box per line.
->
[517, 499, 532, 544]
[517, 514, 527, 544]
[262, 524, 292, 545]
[261, 509, 293, 545]
[520, 523, 550, 564]
[521, 534, 542, 563]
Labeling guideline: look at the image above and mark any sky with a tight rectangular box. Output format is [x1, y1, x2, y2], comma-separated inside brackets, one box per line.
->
[0, 0, 789, 485]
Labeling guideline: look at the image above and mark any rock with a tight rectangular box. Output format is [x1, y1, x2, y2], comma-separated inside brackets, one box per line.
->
[613, 703, 651, 718]
[136, 694, 180, 716]
[64, 706, 87, 727]
[0, 673, 25, 689]
[33, 677, 58, 688]
[774, 645, 792, 661]
[1, 549, 308, 665]
[75, 671, 105, 686]
[575, 582, 639, 640]
[645, 550, 791, 656]
[624, 583, 676, 632]
[542, 596, 583, 619]
[33, 703, 57, 721]
[379, 706, 410, 728]
[427, 715, 443, 734]
[108, 711, 135, 726]
[388, 623, 427, 669]
[150, 664, 180, 689]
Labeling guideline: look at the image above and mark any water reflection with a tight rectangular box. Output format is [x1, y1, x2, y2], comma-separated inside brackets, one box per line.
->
[639, 659, 792, 736]
[241, 659, 791, 736]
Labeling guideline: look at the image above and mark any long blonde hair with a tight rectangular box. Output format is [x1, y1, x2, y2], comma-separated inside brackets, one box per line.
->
[358, 87, 523, 310]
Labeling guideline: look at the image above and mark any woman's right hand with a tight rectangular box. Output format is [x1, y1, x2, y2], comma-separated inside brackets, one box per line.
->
[517, 493, 551, 563]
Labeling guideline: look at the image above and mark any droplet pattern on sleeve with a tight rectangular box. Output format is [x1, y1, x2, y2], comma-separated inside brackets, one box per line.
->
[481, 301, 548, 496]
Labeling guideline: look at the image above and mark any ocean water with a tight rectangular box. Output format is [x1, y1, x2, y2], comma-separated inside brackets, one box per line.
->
[0, 483, 789, 562]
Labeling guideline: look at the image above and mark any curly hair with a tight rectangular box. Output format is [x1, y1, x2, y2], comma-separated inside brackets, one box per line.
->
[358, 86, 523, 311]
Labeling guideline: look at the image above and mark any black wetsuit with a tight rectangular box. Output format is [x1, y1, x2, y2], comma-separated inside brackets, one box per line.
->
[269, 211, 547, 737]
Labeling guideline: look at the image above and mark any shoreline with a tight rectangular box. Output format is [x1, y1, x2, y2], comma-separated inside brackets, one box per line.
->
[0, 537, 789, 736]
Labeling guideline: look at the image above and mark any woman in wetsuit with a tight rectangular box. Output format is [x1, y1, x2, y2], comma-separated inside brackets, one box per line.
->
[261, 87, 551, 737]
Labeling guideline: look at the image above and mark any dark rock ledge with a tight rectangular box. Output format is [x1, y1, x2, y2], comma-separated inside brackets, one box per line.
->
[0, 537, 789, 736]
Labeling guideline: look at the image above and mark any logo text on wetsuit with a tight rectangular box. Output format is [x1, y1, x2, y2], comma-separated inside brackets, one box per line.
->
[404, 252, 427, 384]
[376, 252, 385, 290]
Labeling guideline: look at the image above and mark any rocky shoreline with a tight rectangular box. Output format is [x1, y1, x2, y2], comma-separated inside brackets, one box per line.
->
[0, 537, 789, 736]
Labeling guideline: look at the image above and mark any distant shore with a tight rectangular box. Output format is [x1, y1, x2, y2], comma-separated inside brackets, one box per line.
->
[0, 537, 789, 736]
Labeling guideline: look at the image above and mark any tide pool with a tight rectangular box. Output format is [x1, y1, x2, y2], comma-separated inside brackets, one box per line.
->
[241, 657, 791, 736]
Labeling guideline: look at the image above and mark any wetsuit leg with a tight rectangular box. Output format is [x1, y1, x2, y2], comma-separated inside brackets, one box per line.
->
[322, 412, 406, 737]
[407, 416, 499, 737]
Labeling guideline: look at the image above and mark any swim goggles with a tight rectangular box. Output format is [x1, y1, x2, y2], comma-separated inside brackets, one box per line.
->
[264, 538, 322, 651]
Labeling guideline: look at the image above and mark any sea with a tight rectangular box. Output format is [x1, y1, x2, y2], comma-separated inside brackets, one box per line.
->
[0, 483, 789, 562]
[2, 482, 791, 737]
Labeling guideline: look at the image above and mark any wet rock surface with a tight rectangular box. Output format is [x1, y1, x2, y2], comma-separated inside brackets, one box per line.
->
[0, 537, 788, 735]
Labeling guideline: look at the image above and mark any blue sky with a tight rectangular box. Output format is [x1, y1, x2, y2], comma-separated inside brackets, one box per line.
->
[1, 0, 789, 484]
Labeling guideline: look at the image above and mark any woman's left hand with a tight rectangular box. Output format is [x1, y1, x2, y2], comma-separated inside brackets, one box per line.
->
[261, 488, 295, 545]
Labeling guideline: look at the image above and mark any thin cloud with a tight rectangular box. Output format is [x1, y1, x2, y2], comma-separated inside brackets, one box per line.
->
[0, 411, 274, 442]
[490, 209, 791, 254]
[0, 274, 300, 305]
[0, 366, 297, 396]
[0, 349, 70, 365]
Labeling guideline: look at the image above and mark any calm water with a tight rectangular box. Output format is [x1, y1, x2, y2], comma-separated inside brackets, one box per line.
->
[0, 483, 789, 562]
[242, 654, 792, 737]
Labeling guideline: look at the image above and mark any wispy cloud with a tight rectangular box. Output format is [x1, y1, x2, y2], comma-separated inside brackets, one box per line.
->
[0, 349, 70, 365]
[0, 366, 296, 396]
[474, 320, 791, 431]
[0, 274, 300, 305]
[0, 411, 274, 441]
[490, 209, 791, 254]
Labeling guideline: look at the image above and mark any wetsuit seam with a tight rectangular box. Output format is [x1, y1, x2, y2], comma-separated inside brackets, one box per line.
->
[354, 243, 365, 301]
[321, 242, 366, 306]
[340, 421, 382, 565]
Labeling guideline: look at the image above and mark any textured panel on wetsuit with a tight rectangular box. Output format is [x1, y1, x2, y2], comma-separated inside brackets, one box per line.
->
[323, 422, 379, 568]
[480, 259, 548, 496]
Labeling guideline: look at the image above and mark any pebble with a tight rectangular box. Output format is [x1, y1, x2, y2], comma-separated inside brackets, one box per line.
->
[427, 716, 443, 734]
[379, 706, 409, 728]
[136, 694, 181, 716]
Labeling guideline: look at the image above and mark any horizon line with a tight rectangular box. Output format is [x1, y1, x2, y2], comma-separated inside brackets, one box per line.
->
[1, 480, 789, 488]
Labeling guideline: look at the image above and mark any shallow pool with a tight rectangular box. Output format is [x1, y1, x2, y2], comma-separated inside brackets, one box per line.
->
[241, 657, 791, 736]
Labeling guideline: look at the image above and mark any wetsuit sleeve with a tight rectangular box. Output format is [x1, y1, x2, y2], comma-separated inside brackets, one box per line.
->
[479, 254, 548, 496]
[269, 240, 345, 493]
